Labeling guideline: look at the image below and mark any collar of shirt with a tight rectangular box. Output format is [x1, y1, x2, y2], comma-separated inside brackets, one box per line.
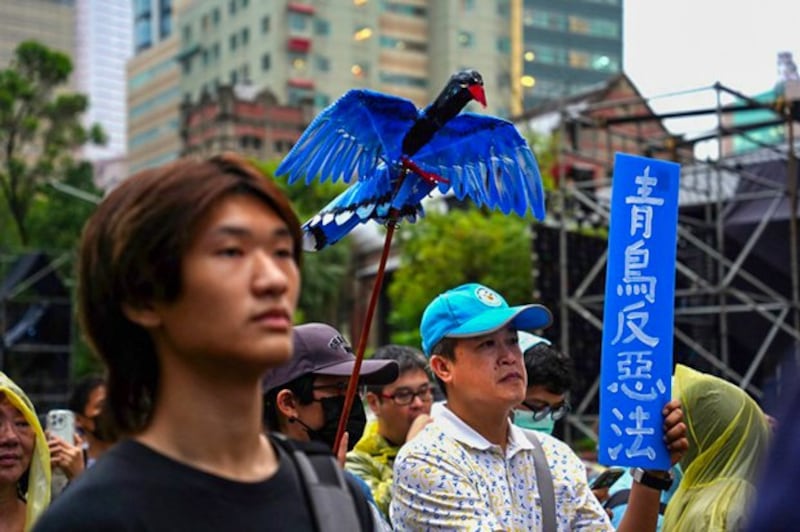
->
[431, 402, 534, 457]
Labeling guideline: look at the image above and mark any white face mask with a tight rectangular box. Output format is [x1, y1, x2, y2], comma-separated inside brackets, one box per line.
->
[512, 409, 555, 435]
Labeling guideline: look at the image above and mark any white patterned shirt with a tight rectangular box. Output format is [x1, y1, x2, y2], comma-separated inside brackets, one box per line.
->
[390, 402, 612, 531]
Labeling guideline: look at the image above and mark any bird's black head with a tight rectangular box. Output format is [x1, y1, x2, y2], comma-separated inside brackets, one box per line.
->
[450, 69, 486, 107]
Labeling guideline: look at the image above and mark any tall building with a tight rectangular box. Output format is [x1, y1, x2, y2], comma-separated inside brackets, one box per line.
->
[520, 0, 622, 109]
[74, 0, 133, 163]
[0, 0, 75, 75]
[177, 0, 514, 116]
[126, 0, 188, 176]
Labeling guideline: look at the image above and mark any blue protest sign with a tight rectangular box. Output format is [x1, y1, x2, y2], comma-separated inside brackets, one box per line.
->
[598, 153, 680, 470]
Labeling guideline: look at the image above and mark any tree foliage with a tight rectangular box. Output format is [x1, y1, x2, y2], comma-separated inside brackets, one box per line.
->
[0, 41, 104, 245]
[387, 206, 534, 347]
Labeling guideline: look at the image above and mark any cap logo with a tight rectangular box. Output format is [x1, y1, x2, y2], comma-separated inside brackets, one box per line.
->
[328, 334, 347, 352]
[475, 286, 502, 307]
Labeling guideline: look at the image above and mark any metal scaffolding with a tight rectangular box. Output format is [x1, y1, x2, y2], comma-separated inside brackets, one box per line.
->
[529, 81, 800, 444]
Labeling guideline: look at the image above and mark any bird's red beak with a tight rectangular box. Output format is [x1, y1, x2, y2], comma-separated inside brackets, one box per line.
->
[468, 85, 487, 107]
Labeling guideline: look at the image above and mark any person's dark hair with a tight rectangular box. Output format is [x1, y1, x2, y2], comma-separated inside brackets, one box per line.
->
[523, 343, 574, 395]
[429, 337, 457, 398]
[67, 374, 105, 415]
[263, 374, 315, 431]
[78, 152, 303, 436]
[366, 345, 430, 395]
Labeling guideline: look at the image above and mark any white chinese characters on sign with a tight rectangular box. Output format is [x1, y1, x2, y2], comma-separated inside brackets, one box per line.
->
[607, 166, 666, 462]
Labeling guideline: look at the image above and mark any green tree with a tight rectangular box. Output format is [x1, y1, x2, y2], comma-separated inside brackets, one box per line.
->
[25, 161, 101, 252]
[0, 41, 104, 246]
[387, 207, 533, 347]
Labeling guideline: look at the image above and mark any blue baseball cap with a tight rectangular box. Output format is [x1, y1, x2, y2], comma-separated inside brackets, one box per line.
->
[420, 283, 553, 356]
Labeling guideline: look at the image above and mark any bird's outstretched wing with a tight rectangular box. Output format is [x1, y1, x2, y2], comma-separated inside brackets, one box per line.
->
[300, 164, 434, 251]
[412, 114, 546, 220]
[276, 89, 419, 185]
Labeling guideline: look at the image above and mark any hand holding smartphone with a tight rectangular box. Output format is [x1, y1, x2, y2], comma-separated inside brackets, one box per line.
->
[46, 409, 76, 444]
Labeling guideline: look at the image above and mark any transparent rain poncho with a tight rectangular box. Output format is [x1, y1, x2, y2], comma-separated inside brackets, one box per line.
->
[1, 371, 51, 531]
[663, 364, 770, 532]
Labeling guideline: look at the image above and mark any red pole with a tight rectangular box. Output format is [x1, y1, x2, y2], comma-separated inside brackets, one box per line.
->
[332, 220, 397, 456]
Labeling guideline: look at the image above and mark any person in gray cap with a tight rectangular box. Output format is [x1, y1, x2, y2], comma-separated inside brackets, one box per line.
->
[263, 323, 399, 460]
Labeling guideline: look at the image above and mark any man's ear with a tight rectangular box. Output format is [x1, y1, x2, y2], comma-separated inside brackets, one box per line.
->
[365, 391, 381, 415]
[275, 389, 299, 420]
[121, 302, 162, 329]
[429, 355, 453, 385]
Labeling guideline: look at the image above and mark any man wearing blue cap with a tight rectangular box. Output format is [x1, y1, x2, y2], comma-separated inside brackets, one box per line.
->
[390, 283, 687, 531]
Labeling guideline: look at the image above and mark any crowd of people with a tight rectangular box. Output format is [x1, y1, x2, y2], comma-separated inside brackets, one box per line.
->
[0, 153, 791, 531]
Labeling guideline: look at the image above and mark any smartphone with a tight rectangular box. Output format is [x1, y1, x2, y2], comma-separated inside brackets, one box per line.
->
[590, 467, 625, 490]
[46, 409, 76, 444]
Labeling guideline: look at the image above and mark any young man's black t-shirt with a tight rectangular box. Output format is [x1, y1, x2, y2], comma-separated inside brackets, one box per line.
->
[33, 439, 361, 531]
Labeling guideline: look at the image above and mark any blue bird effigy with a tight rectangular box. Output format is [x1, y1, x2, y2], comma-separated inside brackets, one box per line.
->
[276, 69, 546, 251]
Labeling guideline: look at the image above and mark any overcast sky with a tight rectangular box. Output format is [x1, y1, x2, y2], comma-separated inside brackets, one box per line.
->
[623, 0, 799, 154]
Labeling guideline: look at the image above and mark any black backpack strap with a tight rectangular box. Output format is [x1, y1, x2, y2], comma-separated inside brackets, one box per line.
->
[269, 433, 371, 532]
[604, 488, 667, 514]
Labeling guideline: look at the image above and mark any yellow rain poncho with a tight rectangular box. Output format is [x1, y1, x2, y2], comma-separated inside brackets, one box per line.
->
[0, 372, 51, 531]
[663, 364, 769, 532]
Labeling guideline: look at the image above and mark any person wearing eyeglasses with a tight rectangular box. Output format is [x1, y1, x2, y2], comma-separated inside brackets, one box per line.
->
[262, 323, 398, 460]
[346, 345, 434, 518]
[511, 333, 573, 437]
[390, 283, 688, 532]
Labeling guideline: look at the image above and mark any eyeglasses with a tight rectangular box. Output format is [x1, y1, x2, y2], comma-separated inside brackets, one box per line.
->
[521, 400, 570, 421]
[380, 385, 434, 406]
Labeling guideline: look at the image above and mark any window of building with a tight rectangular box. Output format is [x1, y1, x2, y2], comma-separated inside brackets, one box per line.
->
[202, 49, 209, 65]
[182, 24, 192, 43]
[160, 10, 172, 37]
[379, 71, 427, 88]
[262, 16, 270, 33]
[497, 0, 510, 17]
[315, 56, 330, 71]
[202, 14, 210, 30]
[379, 36, 426, 52]
[315, 19, 330, 35]
[496, 36, 510, 54]
[241, 63, 250, 81]
[241, 27, 249, 45]
[568, 49, 591, 68]
[315, 93, 330, 107]
[134, 19, 152, 52]
[241, 0, 249, 7]
[212, 42, 220, 59]
[288, 12, 308, 31]
[261, 53, 271, 71]
[526, 9, 567, 31]
[182, 57, 191, 75]
[134, 0, 151, 17]
[458, 31, 474, 47]
[530, 44, 567, 65]
[382, 2, 426, 16]
[229, 0, 236, 15]
[213, 8, 221, 24]
[230, 34, 238, 51]
[230, 70, 238, 84]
